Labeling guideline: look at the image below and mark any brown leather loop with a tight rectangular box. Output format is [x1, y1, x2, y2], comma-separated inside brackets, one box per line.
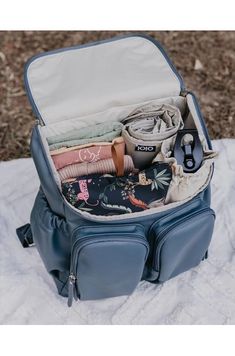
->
[111, 141, 124, 176]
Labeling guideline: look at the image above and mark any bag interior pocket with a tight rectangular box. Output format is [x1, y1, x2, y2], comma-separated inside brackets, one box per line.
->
[68, 224, 149, 304]
[148, 206, 215, 283]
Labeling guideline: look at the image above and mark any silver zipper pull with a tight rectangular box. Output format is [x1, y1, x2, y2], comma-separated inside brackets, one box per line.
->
[68, 273, 77, 307]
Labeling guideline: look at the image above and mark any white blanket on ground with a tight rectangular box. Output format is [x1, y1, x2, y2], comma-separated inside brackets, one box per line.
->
[0, 139, 235, 325]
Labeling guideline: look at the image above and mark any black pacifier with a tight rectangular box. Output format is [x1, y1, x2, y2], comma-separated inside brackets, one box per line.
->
[172, 129, 203, 173]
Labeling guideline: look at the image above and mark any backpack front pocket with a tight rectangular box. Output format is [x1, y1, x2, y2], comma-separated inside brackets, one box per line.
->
[148, 207, 215, 283]
[68, 224, 149, 306]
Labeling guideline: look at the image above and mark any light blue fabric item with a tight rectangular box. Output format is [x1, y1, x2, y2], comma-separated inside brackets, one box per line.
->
[47, 121, 123, 151]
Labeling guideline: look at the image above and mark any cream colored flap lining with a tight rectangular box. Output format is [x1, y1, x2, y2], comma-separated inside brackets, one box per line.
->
[26, 36, 182, 125]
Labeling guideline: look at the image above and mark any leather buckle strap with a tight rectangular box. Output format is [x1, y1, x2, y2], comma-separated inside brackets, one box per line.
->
[111, 141, 125, 177]
[16, 223, 35, 248]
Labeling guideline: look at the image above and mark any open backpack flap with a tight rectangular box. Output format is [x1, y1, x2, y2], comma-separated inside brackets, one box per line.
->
[17, 34, 217, 306]
[24, 34, 183, 126]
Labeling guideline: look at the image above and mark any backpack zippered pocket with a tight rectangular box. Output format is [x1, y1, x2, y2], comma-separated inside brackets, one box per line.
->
[68, 224, 149, 306]
[148, 207, 215, 282]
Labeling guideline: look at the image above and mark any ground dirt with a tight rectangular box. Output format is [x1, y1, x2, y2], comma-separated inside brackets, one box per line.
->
[0, 31, 234, 161]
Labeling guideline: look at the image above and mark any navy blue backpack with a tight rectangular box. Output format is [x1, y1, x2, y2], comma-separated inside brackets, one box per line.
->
[17, 35, 215, 307]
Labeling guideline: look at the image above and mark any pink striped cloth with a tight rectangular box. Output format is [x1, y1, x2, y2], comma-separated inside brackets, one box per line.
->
[51, 140, 125, 170]
[59, 155, 135, 182]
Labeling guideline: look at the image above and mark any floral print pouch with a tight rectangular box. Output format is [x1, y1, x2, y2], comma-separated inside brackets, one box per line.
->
[62, 162, 172, 216]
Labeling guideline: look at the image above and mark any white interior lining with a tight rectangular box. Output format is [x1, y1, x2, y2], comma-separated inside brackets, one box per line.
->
[26, 36, 181, 125]
[185, 94, 209, 149]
